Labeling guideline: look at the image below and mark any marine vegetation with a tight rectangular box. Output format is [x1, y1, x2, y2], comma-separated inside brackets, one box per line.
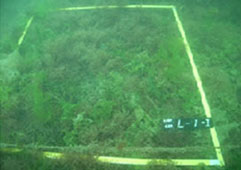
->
[0, 0, 240, 170]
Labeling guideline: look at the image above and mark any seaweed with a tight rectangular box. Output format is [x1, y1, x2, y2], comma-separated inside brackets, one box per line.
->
[0, 0, 240, 169]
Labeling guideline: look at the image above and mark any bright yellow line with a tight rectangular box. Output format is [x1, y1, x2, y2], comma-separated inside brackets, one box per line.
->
[210, 127, 225, 166]
[0, 148, 22, 153]
[58, 5, 174, 11]
[171, 7, 225, 166]
[127, 5, 174, 9]
[40, 151, 220, 166]
[43, 151, 64, 159]
[0, 147, 220, 166]
[18, 16, 34, 47]
[97, 156, 220, 166]
[26, 150, 223, 166]
[171, 7, 211, 118]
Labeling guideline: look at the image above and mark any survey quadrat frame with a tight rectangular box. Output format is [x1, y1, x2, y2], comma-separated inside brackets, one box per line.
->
[9, 4, 225, 167]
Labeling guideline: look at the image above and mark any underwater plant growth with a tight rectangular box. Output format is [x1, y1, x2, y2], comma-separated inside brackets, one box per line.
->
[1, 8, 214, 157]
[0, 0, 240, 169]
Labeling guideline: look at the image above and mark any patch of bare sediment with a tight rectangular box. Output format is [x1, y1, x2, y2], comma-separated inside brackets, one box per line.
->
[0, 50, 20, 82]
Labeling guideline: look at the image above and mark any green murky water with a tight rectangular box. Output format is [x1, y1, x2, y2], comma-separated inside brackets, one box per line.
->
[0, 0, 240, 169]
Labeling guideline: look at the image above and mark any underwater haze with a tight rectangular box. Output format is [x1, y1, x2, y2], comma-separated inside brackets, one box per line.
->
[0, 0, 240, 170]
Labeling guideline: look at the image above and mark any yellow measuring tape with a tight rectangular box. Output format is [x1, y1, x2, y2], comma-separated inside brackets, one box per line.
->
[1, 147, 220, 166]
[18, 16, 34, 47]
[14, 4, 224, 167]
[172, 6, 225, 166]
[58, 5, 174, 11]
[96, 156, 221, 166]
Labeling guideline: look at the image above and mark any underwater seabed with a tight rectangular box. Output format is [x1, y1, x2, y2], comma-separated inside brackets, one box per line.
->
[0, 1, 240, 170]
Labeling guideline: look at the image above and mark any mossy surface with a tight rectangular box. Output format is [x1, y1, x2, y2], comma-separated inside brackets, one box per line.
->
[0, 0, 240, 169]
